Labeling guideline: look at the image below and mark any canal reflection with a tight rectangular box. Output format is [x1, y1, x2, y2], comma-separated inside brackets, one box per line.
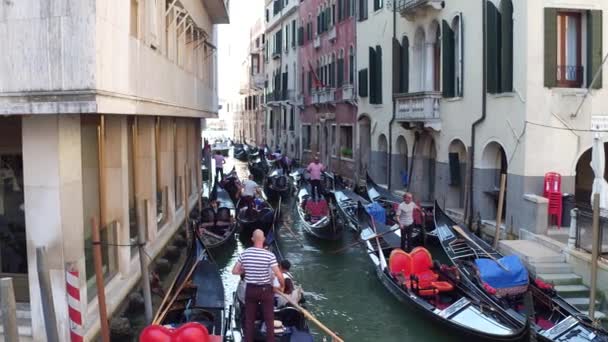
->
[213, 157, 460, 341]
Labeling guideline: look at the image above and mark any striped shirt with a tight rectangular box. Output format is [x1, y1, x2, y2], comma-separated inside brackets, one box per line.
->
[238, 247, 277, 285]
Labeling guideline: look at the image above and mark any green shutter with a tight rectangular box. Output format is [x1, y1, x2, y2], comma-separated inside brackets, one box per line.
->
[376, 45, 383, 104]
[486, 2, 500, 93]
[359, 69, 368, 97]
[587, 10, 603, 89]
[401, 37, 409, 93]
[392, 38, 402, 94]
[369, 47, 376, 103]
[338, 58, 344, 86]
[442, 20, 455, 98]
[500, 0, 513, 92]
[544, 8, 557, 88]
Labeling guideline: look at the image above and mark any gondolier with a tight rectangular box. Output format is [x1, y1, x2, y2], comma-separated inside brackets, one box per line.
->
[240, 174, 261, 209]
[214, 151, 226, 180]
[395, 192, 423, 252]
[306, 156, 325, 201]
[232, 229, 285, 342]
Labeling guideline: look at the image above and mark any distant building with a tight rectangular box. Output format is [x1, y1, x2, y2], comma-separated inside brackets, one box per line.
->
[0, 0, 228, 340]
[298, 0, 357, 174]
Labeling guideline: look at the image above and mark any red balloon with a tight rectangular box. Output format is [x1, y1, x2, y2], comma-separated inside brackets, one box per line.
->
[139, 323, 210, 342]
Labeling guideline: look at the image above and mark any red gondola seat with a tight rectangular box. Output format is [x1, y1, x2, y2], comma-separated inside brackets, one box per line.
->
[410, 247, 453, 292]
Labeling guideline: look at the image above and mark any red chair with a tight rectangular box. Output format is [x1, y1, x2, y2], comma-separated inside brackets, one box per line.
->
[543, 172, 561, 197]
[410, 247, 453, 293]
[389, 249, 413, 287]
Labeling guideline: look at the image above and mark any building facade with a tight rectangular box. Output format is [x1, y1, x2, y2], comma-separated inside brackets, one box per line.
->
[264, 0, 302, 158]
[0, 0, 228, 340]
[298, 0, 357, 173]
[358, 0, 608, 236]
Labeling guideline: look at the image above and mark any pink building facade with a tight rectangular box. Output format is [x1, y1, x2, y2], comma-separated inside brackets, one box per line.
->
[298, 0, 357, 177]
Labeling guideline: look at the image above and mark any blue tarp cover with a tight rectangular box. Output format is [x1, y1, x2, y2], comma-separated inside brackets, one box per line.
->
[475, 255, 529, 289]
[365, 202, 386, 225]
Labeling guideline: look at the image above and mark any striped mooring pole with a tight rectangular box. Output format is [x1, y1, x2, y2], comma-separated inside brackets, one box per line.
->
[66, 263, 83, 342]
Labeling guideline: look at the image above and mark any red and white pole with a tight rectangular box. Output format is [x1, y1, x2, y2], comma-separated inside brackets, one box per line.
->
[66, 263, 83, 342]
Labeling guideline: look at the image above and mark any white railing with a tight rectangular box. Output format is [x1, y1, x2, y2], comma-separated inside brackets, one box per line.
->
[328, 26, 337, 42]
[313, 36, 321, 49]
[395, 91, 441, 122]
[396, 0, 444, 15]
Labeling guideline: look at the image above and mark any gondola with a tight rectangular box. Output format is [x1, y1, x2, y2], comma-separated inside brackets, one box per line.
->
[330, 176, 370, 232]
[196, 180, 237, 249]
[236, 195, 276, 244]
[248, 155, 269, 181]
[143, 229, 226, 340]
[434, 202, 608, 341]
[264, 168, 291, 202]
[293, 172, 341, 240]
[234, 143, 248, 161]
[219, 167, 241, 204]
[358, 203, 529, 341]
[228, 229, 312, 342]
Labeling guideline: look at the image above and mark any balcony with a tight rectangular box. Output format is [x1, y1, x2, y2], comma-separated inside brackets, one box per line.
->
[394, 91, 442, 130]
[342, 85, 355, 102]
[313, 36, 321, 49]
[396, 0, 444, 19]
[328, 26, 337, 42]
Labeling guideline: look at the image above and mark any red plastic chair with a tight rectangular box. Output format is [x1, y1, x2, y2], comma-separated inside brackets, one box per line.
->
[543, 172, 561, 197]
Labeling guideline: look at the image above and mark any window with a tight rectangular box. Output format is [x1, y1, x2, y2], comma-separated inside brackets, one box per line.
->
[289, 107, 295, 131]
[316, 125, 320, 149]
[556, 11, 583, 87]
[373, 0, 383, 12]
[331, 125, 337, 156]
[358, 68, 368, 97]
[339, 125, 353, 158]
[266, 9, 269, 22]
[441, 18, 462, 98]
[338, 49, 345, 87]
[338, 0, 343, 22]
[330, 53, 337, 87]
[358, 0, 368, 21]
[349, 46, 355, 84]
[292, 20, 296, 48]
[369, 45, 382, 104]
[487, 1, 514, 93]
[285, 23, 290, 51]
[303, 125, 312, 150]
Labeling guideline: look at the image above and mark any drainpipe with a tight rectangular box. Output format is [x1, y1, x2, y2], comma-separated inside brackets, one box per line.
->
[468, 0, 488, 228]
[388, 1, 397, 190]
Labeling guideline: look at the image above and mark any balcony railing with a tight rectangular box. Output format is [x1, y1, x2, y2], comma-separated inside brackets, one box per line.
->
[556, 65, 584, 88]
[313, 36, 321, 49]
[394, 91, 442, 129]
[396, 0, 444, 18]
[341, 85, 355, 102]
[328, 26, 337, 42]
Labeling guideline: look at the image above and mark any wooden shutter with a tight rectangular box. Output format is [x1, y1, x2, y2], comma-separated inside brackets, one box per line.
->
[369, 47, 376, 103]
[486, 2, 500, 93]
[376, 45, 383, 104]
[392, 38, 402, 94]
[338, 0, 343, 21]
[544, 8, 557, 88]
[457, 14, 463, 96]
[401, 36, 409, 93]
[359, 69, 368, 97]
[500, 0, 513, 92]
[442, 20, 455, 97]
[292, 22, 296, 47]
[298, 27, 304, 46]
[587, 10, 603, 89]
[282, 72, 288, 100]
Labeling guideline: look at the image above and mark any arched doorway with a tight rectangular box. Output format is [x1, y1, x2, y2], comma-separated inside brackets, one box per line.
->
[411, 132, 437, 202]
[575, 143, 608, 208]
[480, 141, 508, 220]
[448, 139, 467, 209]
[377, 134, 388, 184]
[392, 136, 408, 189]
[358, 116, 371, 178]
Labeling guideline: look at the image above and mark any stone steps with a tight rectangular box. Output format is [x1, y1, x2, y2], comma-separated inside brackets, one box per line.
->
[565, 297, 602, 310]
[554, 285, 592, 298]
[537, 273, 583, 285]
[528, 262, 572, 275]
[0, 303, 32, 340]
[499, 240, 565, 264]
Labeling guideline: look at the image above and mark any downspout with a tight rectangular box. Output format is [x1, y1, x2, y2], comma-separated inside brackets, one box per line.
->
[468, 0, 488, 228]
[388, 1, 397, 190]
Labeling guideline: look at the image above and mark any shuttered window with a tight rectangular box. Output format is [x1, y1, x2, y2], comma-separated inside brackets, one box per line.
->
[392, 38, 402, 94]
[337, 58, 345, 87]
[298, 27, 304, 46]
[358, 0, 368, 21]
[292, 20, 296, 47]
[349, 48, 355, 84]
[375, 45, 383, 104]
[373, 0, 382, 12]
[544, 8, 558, 88]
[500, 0, 513, 92]
[338, 0, 343, 21]
[369, 47, 377, 103]
[587, 10, 603, 89]
[401, 37, 409, 93]
[486, 2, 500, 93]
[442, 20, 455, 98]
[359, 69, 368, 97]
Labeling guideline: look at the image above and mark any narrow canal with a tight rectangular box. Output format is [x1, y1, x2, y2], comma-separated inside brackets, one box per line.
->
[212, 157, 459, 341]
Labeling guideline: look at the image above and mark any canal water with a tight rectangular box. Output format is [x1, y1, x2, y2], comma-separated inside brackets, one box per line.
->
[212, 157, 459, 341]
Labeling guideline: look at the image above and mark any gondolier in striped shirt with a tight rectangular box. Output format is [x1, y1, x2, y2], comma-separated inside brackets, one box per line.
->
[232, 229, 285, 342]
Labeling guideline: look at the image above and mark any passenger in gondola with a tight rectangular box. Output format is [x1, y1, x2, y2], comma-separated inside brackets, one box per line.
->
[395, 192, 424, 252]
[306, 155, 325, 201]
[232, 229, 285, 342]
[272, 260, 303, 308]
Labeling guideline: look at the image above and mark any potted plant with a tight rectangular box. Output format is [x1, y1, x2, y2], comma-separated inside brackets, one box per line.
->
[341, 147, 353, 158]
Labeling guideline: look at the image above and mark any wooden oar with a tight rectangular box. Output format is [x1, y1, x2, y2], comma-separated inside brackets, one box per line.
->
[275, 292, 344, 342]
[331, 225, 402, 254]
[275, 196, 305, 247]
[452, 225, 509, 272]
[152, 261, 183, 323]
[153, 254, 203, 325]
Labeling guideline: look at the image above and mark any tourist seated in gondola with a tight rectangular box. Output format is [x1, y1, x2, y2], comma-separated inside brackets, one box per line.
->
[272, 260, 304, 308]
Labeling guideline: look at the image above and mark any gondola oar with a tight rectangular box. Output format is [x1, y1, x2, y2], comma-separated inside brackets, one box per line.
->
[452, 225, 509, 272]
[275, 196, 305, 247]
[331, 225, 401, 254]
[275, 291, 344, 342]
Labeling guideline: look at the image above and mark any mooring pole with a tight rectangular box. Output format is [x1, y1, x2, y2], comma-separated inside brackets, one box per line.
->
[0, 277, 19, 342]
[589, 193, 600, 321]
[91, 218, 111, 342]
[139, 200, 153, 323]
[493, 174, 507, 249]
[36, 247, 59, 342]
